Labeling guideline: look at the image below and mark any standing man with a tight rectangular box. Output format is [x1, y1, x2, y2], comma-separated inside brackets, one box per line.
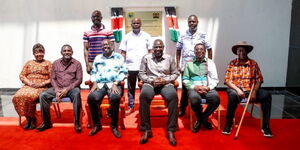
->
[183, 43, 220, 133]
[176, 15, 213, 117]
[222, 41, 272, 138]
[37, 45, 83, 133]
[139, 39, 180, 146]
[119, 17, 152, 115]
[83, 10, 114, 74]
[87, 39, 128, 138]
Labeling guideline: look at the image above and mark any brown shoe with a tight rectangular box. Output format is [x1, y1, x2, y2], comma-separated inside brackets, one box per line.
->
[168, 131, 177, 146]
[139, 130, 153, 144]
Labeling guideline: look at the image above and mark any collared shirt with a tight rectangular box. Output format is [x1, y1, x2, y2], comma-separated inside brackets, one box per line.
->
[83, 25, 115, 63]
[90, 52, 128, 89]
[139, 53, 180, 86]
[119, 31, 151, 71]
[224, 58, 264, 92]
[182, 57, 219, 90]
[176, 29, 212, 71]
[51, 58, 83, 92]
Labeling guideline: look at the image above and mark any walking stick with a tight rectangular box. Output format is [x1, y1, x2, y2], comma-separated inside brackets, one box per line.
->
[234, 84, 255, 140]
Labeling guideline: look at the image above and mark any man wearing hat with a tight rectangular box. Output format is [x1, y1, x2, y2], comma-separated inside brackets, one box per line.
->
[222, 41, 273, 138]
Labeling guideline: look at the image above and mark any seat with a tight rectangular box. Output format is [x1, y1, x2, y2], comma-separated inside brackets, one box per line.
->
[18, 97, 71, 126]
[188, 98, 221, 130]
[233, 98, 263, 128]
[85, 81, 126, 129]
[138, 80, 179, 109]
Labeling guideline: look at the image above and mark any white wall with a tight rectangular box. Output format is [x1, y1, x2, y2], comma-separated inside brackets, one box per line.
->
[0, 0, 292, 88]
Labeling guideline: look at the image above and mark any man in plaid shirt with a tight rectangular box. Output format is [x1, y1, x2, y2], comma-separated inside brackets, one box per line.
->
[222, 41, 273, 138]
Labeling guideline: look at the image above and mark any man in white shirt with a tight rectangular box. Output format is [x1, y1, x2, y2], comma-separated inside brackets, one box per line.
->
[120, 17, 152, 115]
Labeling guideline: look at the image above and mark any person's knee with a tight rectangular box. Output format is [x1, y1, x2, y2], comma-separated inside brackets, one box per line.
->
[87, 93, 97, 104]
[110, 94, 121, 102]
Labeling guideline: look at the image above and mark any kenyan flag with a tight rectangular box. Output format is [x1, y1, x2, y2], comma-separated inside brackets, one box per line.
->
[111, 8, 123, 43]
[165, 7, 179, 42]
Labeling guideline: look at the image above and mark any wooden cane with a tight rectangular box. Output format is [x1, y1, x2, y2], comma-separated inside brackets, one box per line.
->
[234, 84, 255, 140]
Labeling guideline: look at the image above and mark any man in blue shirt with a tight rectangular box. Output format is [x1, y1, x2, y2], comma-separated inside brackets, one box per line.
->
[87, 39, 128, 138]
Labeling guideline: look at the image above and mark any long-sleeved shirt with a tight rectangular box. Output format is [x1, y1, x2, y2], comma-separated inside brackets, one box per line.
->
[90, 52, 128, 89]
[51, 58, 83, 92]
[139, 53, 180, 86]
[182, 58, 219, 90]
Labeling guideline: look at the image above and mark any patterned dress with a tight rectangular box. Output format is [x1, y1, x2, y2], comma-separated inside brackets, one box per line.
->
[12, 60, 52, 117]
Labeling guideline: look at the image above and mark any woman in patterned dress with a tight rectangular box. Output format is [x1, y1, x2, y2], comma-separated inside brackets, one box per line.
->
[12, 43, 52, 129]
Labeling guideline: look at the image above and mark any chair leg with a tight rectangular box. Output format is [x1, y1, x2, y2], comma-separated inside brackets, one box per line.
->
[250, 104, 254, 118]
[189, 102, 193, 130]
[18, 115, 21, 126]
[85, 104, 92, 128]
[53, 103, 60, 118]
[56, 103, 61, 118]
[218, 106, 221, 130]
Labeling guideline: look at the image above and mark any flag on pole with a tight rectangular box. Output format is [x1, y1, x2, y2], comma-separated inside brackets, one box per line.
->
[165, 7, 179, 42]
[111, 8, 123, 43]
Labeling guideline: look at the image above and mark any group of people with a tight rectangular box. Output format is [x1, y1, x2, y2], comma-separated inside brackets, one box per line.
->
[12, 10, 273, 146]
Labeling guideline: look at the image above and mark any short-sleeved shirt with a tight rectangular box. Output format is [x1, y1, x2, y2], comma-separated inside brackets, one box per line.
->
[51, 58, 83, 93]
[90, 52, 128, 89]
[119, 31, 151, 71]
[224, 58, 263, 92]
[176, 29, 212, 71]
[83, 25, 115, 63]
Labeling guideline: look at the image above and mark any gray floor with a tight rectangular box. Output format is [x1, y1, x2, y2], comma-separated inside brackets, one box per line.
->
[1, 90, 300, 119]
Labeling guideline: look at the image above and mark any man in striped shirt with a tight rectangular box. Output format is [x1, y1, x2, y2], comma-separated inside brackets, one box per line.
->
[83, 10, 114, 74]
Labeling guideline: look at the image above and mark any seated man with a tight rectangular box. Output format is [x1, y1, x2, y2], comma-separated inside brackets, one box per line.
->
[37, 44, 83, 133]
[222, 41, 272, 138]
[183, 43, 220, 133]
[87, 39, 128, 138]
[139, 39, 180, 146]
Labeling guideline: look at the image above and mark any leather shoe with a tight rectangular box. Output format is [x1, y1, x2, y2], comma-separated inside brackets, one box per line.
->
[202, 121, 213, 130]
[192, 121, 201, 133]
[139, 130, 153, 144]
[74, 123, 82, 133]
[125, 107, 134, 116]
[36, 123, 52, 132]
[23, 121, 31, 130]
[111, 127, 121, 138]
[178, 109, 186, 117]
[167, 131, 177, 146]
[88, 125, 102, 136]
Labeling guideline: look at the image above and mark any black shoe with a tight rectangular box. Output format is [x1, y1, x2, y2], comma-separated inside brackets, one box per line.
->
[29, 117, 37, 129]
[192, 121, 201, 133]
[74, 122, 82, 133]
[88, 125, 102, 136]
[178, 109, 186, 117]
[111, 127, 121, 138]
[222, 123, 232, 135]
[167, 131, 177, 146]
[139, 130, 153, 144]
[261, 127, 273, 138]
[202, 120, 213, 130]
[36, 123, 52, 132]
[23, 121, 31, 130]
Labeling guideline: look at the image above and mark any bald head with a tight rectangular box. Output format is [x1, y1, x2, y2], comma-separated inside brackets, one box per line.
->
[153, 39, 164, 59]
[131, 17, 141, 34]
[188, 15, 198, 33]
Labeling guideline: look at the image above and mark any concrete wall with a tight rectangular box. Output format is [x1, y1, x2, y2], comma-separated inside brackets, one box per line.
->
[0, 0, 292, 88]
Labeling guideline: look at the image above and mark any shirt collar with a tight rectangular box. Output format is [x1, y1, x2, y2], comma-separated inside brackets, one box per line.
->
[59, 58, 74, 66]
[233, 58, 251, 66]
[193, 57, 207, 63]
[102, 52, 115, 59]
[151, 53, 166, 61]
[131, 31, 142, 36]
[91, 24, 105, 31]
[186, 29, 199, 36]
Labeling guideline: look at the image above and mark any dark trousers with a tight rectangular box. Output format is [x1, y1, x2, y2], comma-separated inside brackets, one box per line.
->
[139, 84, 178, 132]
[179, 73, 188, 111]
[127, 71, 140, 108]
[39, 87, 82, 125]
[188, 89, 220, 122]
[225, 88, 272, 127]
[87, 84, 122, 128]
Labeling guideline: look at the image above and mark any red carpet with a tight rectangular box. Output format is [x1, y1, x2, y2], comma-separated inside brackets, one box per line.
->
[1, 90, 300, 150]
